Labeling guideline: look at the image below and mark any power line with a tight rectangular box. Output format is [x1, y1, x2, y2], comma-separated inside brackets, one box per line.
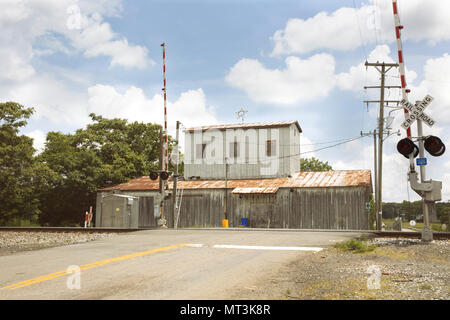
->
[189, 133, 364, 148]
[196, 135, 368, 162]
[352, 0, 368, 59]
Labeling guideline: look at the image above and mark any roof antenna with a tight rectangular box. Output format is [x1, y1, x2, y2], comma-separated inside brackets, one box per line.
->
[236, 108, 248, 123]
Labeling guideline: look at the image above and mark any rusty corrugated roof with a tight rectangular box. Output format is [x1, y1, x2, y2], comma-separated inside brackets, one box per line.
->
[185, 121, 302, 133]
[231, 187, 279, 194]
[99, 170, 371, 191]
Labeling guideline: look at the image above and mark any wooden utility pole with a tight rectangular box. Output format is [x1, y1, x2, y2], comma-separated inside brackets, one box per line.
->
[172, 120, 180, 228]
[360, 129, 378, 230]
[364, 61, 399, 230]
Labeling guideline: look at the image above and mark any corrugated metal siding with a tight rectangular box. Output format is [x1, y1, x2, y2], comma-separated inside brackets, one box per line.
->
[184, 126, 297, 179]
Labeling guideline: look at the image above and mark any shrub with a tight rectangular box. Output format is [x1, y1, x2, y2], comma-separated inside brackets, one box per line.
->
[335, 239, 376, 253]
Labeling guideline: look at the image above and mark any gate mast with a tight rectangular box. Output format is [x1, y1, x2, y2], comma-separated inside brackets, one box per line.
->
[392, 1, 412, 139]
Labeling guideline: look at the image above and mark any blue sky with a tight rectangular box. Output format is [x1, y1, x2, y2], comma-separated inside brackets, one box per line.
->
[2, 0, 450, 202]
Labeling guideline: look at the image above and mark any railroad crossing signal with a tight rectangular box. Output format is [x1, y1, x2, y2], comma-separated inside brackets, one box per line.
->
[149, 171, 170, 181]
[424, 136, 446, 157]
[400, 95, 435, 130]
[397, 135, 445, 159]
[397, 138, 419, 158]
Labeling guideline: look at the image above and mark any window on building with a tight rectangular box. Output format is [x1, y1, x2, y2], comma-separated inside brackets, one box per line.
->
[229, 141, 240, 158]
[266, 140, 277, 157]
[196, 143, 206, 159]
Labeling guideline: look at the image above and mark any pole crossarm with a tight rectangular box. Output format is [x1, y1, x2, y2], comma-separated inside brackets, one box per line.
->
[365, 61, 399, 67]
[364, 86, 402, 89]
[364, 100, 400, 104]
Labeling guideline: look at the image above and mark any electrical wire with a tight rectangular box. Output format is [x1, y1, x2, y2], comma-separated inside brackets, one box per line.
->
[191, 135, 368, 162]
[352, 0, 368, 59]
[188, 133, 364, 148]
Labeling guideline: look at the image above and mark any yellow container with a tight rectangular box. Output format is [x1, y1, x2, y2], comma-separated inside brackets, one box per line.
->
[222, 219, 229, 228]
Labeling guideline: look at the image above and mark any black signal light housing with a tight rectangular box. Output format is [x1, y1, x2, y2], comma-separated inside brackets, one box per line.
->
[424, 135, 446, 157]
[149, 172, 159, 181]
[397, 138, 419, 159]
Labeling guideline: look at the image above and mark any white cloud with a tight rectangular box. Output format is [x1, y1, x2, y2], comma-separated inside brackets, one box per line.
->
[0, 0, 152, 77]
[225, 54, 336, 105]
[271, 0, 450, 56]
[336, 45, 416, 92]
[87, 85, 218, 136]
[6, 74, 90, 126]
[299, 135, 316, 158]
[409, 54, 450, 126]
[69, 12, 152, 69]
[25, 130, 47, 154]
[271, 7, 370, 55]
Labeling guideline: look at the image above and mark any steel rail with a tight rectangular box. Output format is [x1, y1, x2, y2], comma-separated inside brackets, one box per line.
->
[0, 227, 155, 233]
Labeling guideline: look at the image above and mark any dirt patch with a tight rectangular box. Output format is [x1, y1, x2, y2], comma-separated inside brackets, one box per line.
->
[228, 239, 450, 300]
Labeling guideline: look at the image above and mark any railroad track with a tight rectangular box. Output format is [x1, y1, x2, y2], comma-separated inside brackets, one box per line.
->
[372, 230, 450, 240]
[0, 227, 152, 233]
[0, 227, 449, 239]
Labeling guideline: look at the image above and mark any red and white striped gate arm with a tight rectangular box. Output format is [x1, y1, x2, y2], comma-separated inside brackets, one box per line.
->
[161, 43, 168, 171]
[392, 0, 412, 138]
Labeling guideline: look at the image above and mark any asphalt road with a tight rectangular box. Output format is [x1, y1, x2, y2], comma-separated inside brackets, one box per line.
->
[0, 229, 363, 300]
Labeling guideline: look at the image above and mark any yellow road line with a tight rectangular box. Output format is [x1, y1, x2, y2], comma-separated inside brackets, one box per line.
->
[2, 243, 187, 290]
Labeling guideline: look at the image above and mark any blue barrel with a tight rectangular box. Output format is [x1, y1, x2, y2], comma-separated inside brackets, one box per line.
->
[241, 218, 249, 227]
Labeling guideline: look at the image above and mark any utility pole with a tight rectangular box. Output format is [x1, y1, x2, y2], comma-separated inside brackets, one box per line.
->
[364, 61, 399, 230]
[172, 120, 180, 229]
[360, 129, 378, 230]
[377, 63, 386, 231]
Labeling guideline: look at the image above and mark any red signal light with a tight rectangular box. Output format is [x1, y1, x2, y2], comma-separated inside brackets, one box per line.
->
[424, 136, 446, 157]
[149, 172, 159, 180]
[160, 171, 169, 181]
[397, 138, 419, 158]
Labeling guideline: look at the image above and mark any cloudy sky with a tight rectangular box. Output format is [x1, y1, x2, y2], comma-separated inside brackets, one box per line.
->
[2, 0, 449, 202]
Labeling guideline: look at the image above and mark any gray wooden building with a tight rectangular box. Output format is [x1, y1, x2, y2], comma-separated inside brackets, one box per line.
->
[96, 170, 372, 230]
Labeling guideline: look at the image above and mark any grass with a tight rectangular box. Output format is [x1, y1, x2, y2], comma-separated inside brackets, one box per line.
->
[335, 238, 377, 253]
[383, 219, 448, 232]
[419, 284, 432, 290]
[4, 218, 40, 227]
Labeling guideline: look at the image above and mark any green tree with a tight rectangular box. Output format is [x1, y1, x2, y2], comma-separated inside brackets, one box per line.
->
[398, 200, 422, 221]
[439, 207, 450, 226]
[300, 157, 333, 171]
[0, 102, 39, 224]
[37, 114, 173, 226]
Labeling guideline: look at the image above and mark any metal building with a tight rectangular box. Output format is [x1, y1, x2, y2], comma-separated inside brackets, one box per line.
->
[96, 170, 372, 230]
[184, 121, 301, 180]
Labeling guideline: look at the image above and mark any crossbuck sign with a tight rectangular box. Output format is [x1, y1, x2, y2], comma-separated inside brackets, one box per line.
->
[400, 95, 435, 130]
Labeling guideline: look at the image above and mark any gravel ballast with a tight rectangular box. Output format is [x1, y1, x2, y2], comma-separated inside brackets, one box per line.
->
[0, 231, 119, 256]
[229, 238, 450, 300]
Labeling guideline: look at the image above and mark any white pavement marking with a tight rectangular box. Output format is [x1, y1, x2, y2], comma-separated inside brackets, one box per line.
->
[212, 244, 323, 252]
[187, 243, 323, 251]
